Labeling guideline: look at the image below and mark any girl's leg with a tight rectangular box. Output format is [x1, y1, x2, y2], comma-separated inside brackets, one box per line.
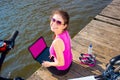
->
[47, 63, 72, 76]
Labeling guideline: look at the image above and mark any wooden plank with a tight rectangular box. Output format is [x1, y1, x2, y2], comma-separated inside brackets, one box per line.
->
[111, 0, 120, 5]
[88, 22, 120, 35]
[27, 67, 58, 80]
[100, 0, 120, 20]
[95, 15, 120, 27]
[71, 61, 102, 75]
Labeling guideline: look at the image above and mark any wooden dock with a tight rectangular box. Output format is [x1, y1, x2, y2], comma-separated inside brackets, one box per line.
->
[27, 0, 120, 80]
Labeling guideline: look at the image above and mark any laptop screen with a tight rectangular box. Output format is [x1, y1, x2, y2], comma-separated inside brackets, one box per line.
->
[28, 37, 47, 59]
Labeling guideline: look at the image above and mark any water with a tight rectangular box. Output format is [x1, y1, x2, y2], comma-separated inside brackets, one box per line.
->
[0, 0, 112, 79]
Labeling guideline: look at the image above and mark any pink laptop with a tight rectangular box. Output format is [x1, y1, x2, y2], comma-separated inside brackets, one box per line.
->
[28, 36, 47, 59]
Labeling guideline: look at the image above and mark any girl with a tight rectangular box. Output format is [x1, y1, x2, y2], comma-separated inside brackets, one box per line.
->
[42, 10, 73, 75]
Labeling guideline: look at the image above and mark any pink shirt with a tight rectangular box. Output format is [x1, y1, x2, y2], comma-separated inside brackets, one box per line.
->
[49, 30, 73, 70]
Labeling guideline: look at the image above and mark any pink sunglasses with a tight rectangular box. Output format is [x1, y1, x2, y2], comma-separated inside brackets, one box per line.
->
[51, 18, 64, 25]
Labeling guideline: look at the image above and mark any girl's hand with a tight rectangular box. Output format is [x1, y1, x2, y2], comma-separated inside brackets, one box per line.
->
[42, 61, 51, 67]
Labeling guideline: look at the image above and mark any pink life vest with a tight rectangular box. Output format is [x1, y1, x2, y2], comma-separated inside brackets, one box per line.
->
[49, 30, 73, 70]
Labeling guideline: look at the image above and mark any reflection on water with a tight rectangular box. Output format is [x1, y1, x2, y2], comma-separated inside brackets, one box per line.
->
[0, 0, 112, 79]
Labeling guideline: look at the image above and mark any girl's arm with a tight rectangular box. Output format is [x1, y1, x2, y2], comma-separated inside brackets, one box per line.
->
[42, 38, 65, 67]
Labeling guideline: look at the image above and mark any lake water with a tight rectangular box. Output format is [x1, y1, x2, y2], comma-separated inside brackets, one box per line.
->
[0, 0, 112, 79]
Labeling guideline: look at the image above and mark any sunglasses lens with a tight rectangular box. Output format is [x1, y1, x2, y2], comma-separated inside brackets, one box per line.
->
[52, 18, 56, 22]
[56, 21, 61, 25]
[51, 18, 62, 25]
